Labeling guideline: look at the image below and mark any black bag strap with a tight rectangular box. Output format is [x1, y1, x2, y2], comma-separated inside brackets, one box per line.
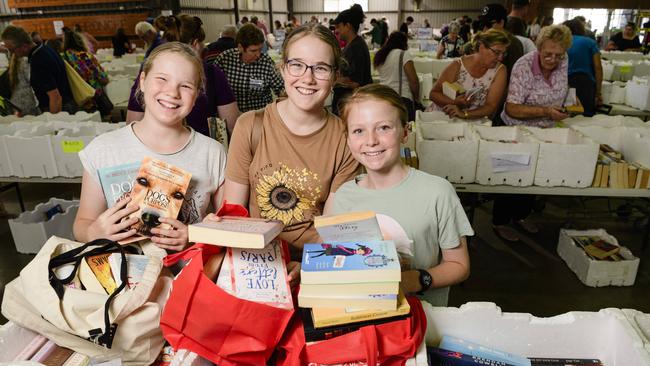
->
[48, 238, 129, 349]
[398, 50, 405, 96]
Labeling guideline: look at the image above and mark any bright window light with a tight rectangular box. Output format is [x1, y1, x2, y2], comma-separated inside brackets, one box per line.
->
[324, 0, 368, 13]
[552, 8, 634, 35]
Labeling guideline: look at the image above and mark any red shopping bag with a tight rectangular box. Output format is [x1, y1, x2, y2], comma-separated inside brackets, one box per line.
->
[159, 202, 295, 366]
[274, 296, 426, 366]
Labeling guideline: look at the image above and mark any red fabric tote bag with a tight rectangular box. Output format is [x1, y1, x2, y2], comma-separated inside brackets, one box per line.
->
[159, 202, 295, 366]
[274, 296, 426, 366]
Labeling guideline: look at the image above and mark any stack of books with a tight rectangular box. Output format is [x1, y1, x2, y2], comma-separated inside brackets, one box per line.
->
[188, 217, 293, 310]
[570, 235, 623, 261]
[6, 328, 90, 366]
[429, 335, 602, 366]
[591, 144, 650, 189]
[297, 212, 408, 341]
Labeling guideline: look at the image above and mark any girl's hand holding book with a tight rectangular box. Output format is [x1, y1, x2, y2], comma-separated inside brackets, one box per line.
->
[150, 217, 189, 252]
[87, 197, 139, 242]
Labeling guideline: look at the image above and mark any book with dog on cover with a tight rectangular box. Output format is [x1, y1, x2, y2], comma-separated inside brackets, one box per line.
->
[125, 157, 192, 238]
[97, 162, 140, 208]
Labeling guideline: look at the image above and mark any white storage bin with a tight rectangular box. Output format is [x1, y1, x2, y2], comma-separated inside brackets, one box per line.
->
[41, 111, 101, 122]
[622, 309, 650, 355]
[423, 302, 650, 366]
[610, 81, 627, 104]
[416, 110, 492, 126]
[474, 126, 539, 186]
[558, 228, 639, 287]
[106, 77, 134, 105]
[417, 73, 433, 102]
[601, 81, 613, 105]
[51, 125, 97, 177]
[3, 124, 58, 178]
[621, 127, 650, 168]
[564, 114, 647, 128]
[634, 61, 650, 78]
[8, 198, 79, 254]
[525, 127, 599, 187]
[416, 122, 478, 183]
[413, 57, 434, 74]
[625, 77, 650, 111]
[601, 51, 646, 62]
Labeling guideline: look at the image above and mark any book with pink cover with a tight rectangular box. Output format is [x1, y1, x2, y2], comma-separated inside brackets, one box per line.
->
[216, 239, 293, 309]
[124, 157, 192, 239]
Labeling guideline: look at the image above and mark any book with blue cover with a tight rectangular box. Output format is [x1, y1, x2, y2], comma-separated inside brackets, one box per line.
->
[300, 240, 401, 285]
[97, 162, 140, 208]
[428, 346, 516, 365]
[439, 335, 531, 366]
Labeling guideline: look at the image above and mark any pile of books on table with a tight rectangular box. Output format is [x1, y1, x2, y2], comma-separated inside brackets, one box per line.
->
[591, 144, 650, 188]
[297, 212, 407, 342]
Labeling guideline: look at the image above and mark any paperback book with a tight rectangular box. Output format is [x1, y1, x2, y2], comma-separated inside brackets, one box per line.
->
[298, 291, 398, 310]
[314, 211, 383, 243]
[108, 253, 149, 289]
[529, 358, 602, 366]
[86, 253, 117, 295]
[438, 335, 531, 366]
[427, 346, 515, 366]
[97, 162, 140, 208]
[299, 281, 400, 298]
[310, 290, 410, 328]
[301, 240, 401, 285]
[216, 239, 293, 309]
[188, 216, 283, 248]
[125, 157, 192, 237]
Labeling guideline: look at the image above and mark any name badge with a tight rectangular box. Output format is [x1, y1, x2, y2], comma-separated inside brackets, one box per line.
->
[249, 78, 264, 90]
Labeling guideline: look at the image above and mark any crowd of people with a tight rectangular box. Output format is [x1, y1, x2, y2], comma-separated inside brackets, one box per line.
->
[0, 1, 648, 303]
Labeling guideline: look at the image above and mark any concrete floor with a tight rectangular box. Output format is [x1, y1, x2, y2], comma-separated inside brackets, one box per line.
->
[0, 182, 649, 324]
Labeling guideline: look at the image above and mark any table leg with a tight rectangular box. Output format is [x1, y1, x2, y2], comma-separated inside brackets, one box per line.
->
[0, 182, 25, 212]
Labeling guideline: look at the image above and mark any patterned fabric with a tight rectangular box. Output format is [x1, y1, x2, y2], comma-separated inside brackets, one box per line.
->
[501, 51, 568, 128]
[10, 57, 40, 115]
[439, 35, 464, 58]
[213, 47, 284, 112]
[63, 50, 108, 95]
[430, 57, 502, 112]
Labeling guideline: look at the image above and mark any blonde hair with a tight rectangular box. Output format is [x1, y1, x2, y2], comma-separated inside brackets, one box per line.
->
[338, 84, 408, 129]
[135, 21, 155, 36]
[535, 24, 572, 50]
[135, 42, 205, 107]
[472, 28, 510, 51]
[281, 23, 344, 78]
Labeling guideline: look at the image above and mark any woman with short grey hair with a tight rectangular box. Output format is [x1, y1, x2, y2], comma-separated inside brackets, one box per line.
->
[437, 21, 464, 59]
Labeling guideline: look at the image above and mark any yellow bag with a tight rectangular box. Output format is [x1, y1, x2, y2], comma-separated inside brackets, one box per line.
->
[63, 61, 95, 106]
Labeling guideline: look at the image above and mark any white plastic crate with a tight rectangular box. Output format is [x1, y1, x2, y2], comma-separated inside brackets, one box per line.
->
[610, 81, 627, 104]
[51, 125, 97, 177]
[416, 122, 478, 183]
[474, 126, 539, 186]
[601, 51, 647, 62]
[564, 114, 647, 128]
[625, 77, 650, 111]
[424, 302, 650, 366]
[3, 124, 58, 178]
[621, 127, 650, 168]
[41, 111, 101, 122]
[418, 73, 433, 102]
[525, 127, 599, 188]
[558, 229, 639, 287]
[8, 198, 79, 254]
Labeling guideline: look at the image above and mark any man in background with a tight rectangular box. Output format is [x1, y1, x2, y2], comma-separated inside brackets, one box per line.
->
[204, 25, 237, 63]
[400, 16, 414, 35]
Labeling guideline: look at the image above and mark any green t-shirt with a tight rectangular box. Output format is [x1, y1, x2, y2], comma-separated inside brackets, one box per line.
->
[331, 168, 474, 306]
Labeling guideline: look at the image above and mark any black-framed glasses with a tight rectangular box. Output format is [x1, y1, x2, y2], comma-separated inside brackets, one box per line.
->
[285, 59, 334, 80]
[487, 45, 507, 58]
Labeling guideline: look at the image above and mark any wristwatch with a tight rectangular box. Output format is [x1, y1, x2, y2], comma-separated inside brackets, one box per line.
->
[416, 269, 432, 294]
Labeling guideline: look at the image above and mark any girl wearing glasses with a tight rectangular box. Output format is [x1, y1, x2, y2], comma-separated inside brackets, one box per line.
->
[221, 23, 359, 284]
[428, 28, 509, 120]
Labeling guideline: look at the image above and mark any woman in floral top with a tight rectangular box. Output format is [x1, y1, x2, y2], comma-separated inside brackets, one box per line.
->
[63, 31, 109, 114]
[501, 25, 573, 128]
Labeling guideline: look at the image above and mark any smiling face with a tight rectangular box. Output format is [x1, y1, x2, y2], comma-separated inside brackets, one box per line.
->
[346, 98, 407, 176]
[281, 34, 335, 113]
[139, 51, 200, 126]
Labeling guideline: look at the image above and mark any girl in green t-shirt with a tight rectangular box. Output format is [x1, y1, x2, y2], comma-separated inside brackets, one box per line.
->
[332, 84, 472, 304]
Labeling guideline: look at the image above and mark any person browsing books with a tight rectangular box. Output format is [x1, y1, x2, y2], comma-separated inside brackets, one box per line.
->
[428, 28, 509, 120]
[73, 42, 227, 251]
[210, 23, 359, 285]
[328, 84, 473, 306]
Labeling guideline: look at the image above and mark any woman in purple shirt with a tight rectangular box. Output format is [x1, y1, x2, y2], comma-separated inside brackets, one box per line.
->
[494, 25, 573, 242]
[501, 25, 573, 128]
[126, 15, 241, 136]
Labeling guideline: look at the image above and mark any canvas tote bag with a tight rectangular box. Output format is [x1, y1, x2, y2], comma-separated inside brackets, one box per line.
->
[1, 236, 172, 365]
[63, 61, 96, 106]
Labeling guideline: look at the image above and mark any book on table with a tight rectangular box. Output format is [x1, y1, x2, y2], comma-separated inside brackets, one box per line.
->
[124, 156, 192, 240]
[216, 239, 293, 309]
[314, 211, 383, 243]
[188, 216, 283, 248]
[300, 240, 401, 285]
[310, 289, 410, 328]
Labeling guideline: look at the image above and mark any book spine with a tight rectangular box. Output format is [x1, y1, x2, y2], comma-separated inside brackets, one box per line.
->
[29, 340, 57, 362]
[12, 334, 48, 361]
[313, 307, 408, 328]
[41, 345, 74, 366]
[62, 352, 91, 366]
[529, 358, 601, 366]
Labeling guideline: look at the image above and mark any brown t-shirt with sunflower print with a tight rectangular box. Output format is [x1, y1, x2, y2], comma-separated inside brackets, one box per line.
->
[226, 101, 360, 258]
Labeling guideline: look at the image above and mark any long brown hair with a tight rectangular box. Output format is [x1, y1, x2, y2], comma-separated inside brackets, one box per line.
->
[281, 23, 344, 77]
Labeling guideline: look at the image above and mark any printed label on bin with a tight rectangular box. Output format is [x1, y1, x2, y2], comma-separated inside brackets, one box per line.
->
[61, 140, 84, 153]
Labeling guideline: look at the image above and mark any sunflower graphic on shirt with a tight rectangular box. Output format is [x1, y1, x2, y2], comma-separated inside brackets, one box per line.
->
[255, 163, 321, 225]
